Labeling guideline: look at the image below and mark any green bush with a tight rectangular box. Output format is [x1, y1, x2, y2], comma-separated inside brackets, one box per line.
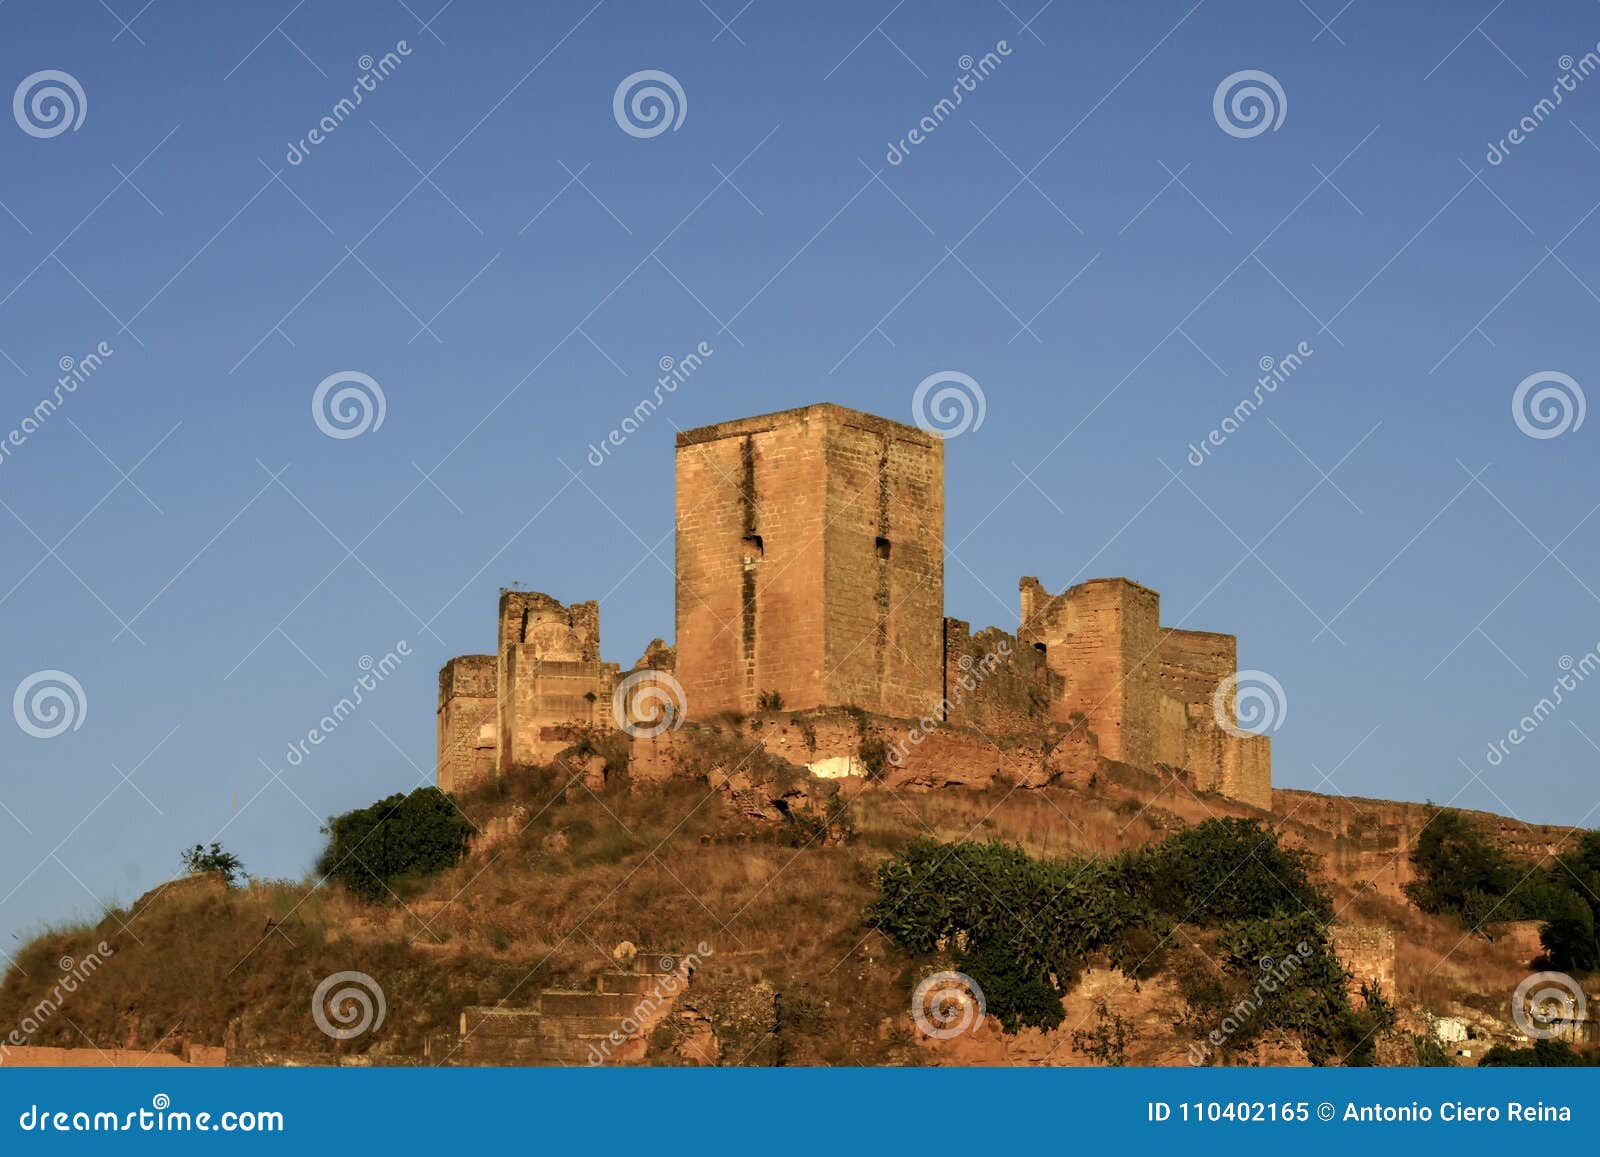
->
[316, 787, 473, 901]
[866, 818, 1377, 1060]
[1479, 1039, 1598, 1067]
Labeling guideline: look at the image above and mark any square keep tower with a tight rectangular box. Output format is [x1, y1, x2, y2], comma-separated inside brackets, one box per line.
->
[675, 403, 944, 719]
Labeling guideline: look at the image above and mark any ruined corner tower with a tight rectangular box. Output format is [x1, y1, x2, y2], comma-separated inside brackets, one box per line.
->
[1018, 576, 1271, 809]
[674, 403, 945, 719]
[496, 590, 617, 773]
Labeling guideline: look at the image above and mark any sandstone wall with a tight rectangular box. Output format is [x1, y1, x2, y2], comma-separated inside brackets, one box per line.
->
[1020, 577, 1160, 766]
[437, 654, 496, 793]
[941, 620, 1055, 738]
[820, 409, 944, 718]
[675, 408, 830, 715]
[1, 1044, 223, 1067]
[1330, 923, 1397, 997]
[675, 404, 943, 720]
[1275, 790, 1578, 903]
[497, 591, 606, 771]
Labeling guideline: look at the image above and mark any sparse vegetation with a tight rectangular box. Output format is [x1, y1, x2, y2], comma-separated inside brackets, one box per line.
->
[181, 842, 244, 885]
[3, 751, 1586, 1068]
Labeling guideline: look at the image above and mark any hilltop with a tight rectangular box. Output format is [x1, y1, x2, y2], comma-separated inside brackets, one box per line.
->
[0, 713, 1582, 1067]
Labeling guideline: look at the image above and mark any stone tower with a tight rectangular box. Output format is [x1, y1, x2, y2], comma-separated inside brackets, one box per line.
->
[674, 403, 944, 719]
[496, 590, 612, 771]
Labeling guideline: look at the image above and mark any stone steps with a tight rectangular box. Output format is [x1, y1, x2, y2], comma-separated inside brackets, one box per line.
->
[438, 951, 690, 1066]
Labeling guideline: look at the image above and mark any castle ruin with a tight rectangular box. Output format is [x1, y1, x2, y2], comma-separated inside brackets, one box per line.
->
[437, 402, 1271, 809]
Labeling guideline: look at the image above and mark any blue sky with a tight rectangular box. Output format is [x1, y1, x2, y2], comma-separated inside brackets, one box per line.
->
[2, 0, 1599, 950]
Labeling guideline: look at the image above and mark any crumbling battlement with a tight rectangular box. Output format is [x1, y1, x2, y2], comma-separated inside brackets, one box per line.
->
[436, 402, 1272, 810]
[1019, 575, 1271, 810]
[497, 590, 611, 772]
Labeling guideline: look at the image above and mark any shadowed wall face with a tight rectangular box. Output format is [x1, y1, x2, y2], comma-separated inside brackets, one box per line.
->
[675, 404, 944, 719]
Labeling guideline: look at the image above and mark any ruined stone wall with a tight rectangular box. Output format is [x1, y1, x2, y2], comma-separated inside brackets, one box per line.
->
[1276, 791, 1577, 903]
[1330, 924, 1397, 997]
[1019, 577, 1270, 810]
[675, 404, 942, 719]
[941, 619, 1054, 738]
[1020, 577, 1161, 767]
[437, 654, 497, 794]
[497, 590, 606, 772]
[1226, 733, 1272, 811]
[1155, 629, 1236, 710]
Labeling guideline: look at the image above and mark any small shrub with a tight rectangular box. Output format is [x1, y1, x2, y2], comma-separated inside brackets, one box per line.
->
[1071, 999, 1130, 1065]
[181, 842, 243, 885]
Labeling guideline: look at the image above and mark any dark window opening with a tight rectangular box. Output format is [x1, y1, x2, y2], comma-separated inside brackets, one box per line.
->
[875, 536, 891, 560]
[742, 534, 764, 563]
[1034, 642, 1047, 655]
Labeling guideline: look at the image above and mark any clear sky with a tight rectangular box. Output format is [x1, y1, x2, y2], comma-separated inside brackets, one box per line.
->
[2, 0, 1598, 952]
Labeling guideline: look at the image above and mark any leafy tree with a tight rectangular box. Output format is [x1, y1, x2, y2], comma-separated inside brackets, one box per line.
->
[1540, 831, 1600, 971]
[181, 842, 243, 885]
[1540, 887, 1598, 973]
[1405, 808, 1522, 921]
[316, 787, 473, 901]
